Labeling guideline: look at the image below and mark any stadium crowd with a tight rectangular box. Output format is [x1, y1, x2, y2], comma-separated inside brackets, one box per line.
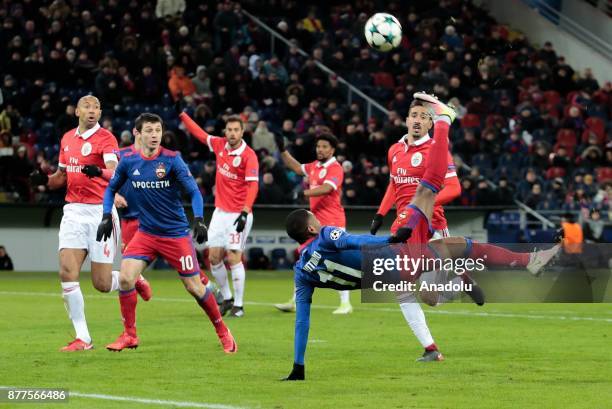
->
[0, 0, 610, 222]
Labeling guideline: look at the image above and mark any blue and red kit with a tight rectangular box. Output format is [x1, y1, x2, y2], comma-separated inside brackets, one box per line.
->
[103, 147, 204, 276]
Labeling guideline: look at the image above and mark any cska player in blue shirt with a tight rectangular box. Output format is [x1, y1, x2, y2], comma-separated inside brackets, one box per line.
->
[96, 113, 237, 353]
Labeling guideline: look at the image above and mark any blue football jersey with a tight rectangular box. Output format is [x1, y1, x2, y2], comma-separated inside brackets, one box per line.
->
[117, 146, 139, 219]
[292, 227, 392, 366]
[103, 147, 203, 238]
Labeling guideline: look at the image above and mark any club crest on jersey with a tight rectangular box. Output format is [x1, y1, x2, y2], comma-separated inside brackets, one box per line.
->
[232, 156, 241, 167]
[318, 169, 327, 178]
[329, 229, 342, 240]
[81, 142, 92, 156]
[411, 152, 423, 167]
[155, 162, 166, 179]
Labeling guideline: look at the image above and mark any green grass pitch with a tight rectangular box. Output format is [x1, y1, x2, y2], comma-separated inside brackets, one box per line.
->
[0, 270, 611, 409]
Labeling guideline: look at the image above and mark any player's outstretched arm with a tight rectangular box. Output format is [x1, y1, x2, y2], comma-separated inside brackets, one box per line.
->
[274, 134, 305, 176]
[179, 112, 213, 145]
[322, 226, 403, 251]
[283, 282, 314, 381]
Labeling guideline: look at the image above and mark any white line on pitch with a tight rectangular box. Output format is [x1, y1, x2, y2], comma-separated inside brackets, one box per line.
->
[0, 386, 247, 409]
[1, 290, 611, 323]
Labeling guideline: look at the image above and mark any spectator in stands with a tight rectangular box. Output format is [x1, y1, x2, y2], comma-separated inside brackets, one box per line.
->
[0, 246, 13, 270]
[517, 168, 539, 201]
[583, 209, 605, 243]
[168, 65, 195, 102]
[258, 172, 285, 204]
[494, 177, 515, 206]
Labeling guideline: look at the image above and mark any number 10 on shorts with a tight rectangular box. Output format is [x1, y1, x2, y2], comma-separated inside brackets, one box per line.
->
[179, 255, 194, 271]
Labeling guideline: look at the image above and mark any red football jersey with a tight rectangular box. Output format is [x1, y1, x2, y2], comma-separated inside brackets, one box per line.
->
[388, 135, 457, 230]
[207, 136, 259, 213]
[301, 157, 346, 228]
[58, 123, 119, 204]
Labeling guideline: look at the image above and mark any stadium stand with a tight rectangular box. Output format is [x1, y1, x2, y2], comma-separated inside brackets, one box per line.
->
[0, 0, 609, 229]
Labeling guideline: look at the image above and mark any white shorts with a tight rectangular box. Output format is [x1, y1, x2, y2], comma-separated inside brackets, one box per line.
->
[58, 203, 120, 264]
[207, 208, 253, 251]
[430, 228, 450, 240]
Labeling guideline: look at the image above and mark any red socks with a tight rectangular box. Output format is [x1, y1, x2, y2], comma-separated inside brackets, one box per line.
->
[421, 120, 450, 193]
[425, 343, 438, 352]
[469, 242, 530, 267]
[197, 289, 228, 336]
[200, 270, 209, 286]
[119, 289, 137, 337]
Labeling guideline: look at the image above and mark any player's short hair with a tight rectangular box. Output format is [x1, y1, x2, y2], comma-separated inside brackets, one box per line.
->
[286, 209, 312, 244]
[409, 99, 433, 118]
[315, 133, 338, 149]
[134, 113, 163, 132]
[225, 115, 244, 130]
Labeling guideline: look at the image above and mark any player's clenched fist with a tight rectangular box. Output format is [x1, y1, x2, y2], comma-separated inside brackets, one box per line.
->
[233, 211, 248, 233]
[192, 217, 208, 244]
[282, 363, 305, 381]
[29, 170, 49, 186]
[370, 213, 384, 235]
[388, 226, 413, 243]
[82, 164, 102, 178]
[96, 213, 113, 242]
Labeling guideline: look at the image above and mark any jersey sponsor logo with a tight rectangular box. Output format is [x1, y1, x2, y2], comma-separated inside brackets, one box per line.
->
[411, 152, 423, 167]
[131, 180, 171, 189]
[218, 164, 238, 180]
[232, 156, 241, 167]
[318, 169, 327, 178]
[329, 229, 342, 240]
[393, 175, 420, 184]
[133, 169, 140, 176]
[155, 162, 166, 179]
[81, 142, 92, 156]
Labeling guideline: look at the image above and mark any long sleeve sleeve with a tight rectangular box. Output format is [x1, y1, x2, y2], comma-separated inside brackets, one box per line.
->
[103, 160, 127, 214]
[294, 279, 314, 365]
[377, 182, 396, 215]
[179, 112, 211, 146]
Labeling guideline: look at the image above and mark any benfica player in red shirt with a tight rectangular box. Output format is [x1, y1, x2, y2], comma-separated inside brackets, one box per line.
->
[179, 112, 259, 318]
[29, 95, 151, 351]
[370, 97, 461, 361]
[273, 133, 354, 314]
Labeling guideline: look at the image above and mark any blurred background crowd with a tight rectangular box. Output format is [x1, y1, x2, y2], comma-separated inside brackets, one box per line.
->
[0, 0, 609, 227]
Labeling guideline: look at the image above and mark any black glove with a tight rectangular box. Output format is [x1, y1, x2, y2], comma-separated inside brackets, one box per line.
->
[192, 216, 208, 244]
[282, 363, 305, 381]
[82, 165, 102, 178]
[96, 213, 113, 242]
[274, 134, 286, 152]
[233, 211, 248, 233]
[388, 226, 413, 243]
[370, 213, 384, 235]
[29, 170, 49, 186]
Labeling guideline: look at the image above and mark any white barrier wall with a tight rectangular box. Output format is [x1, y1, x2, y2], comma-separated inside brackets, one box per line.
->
[1, 216, 486, 271]
[476, 0, 611, 83]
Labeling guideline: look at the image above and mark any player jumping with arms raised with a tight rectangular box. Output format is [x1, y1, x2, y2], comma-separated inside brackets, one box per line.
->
[179, 112, 259, 318]
[282, 94, 559, 380]
[29, 95, 151, 351]
[97, 113, 236, 353]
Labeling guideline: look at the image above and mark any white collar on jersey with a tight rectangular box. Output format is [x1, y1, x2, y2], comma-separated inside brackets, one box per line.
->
[75, 122, 101, 140]
[225, 139, 247, 156]
[315, 156, 337, 168]
[399, 134, 430, 150]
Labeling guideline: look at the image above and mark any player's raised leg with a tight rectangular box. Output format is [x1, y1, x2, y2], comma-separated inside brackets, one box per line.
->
[59, 248, 93, 351]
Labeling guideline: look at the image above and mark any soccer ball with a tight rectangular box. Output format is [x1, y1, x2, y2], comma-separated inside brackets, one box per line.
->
[364, 13, 402, 52]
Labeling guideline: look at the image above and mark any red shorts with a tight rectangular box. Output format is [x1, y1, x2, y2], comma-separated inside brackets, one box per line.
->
[390, 205, 433, 244]
[123, 230, 199, 277]
[121, 218, 139, 250]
